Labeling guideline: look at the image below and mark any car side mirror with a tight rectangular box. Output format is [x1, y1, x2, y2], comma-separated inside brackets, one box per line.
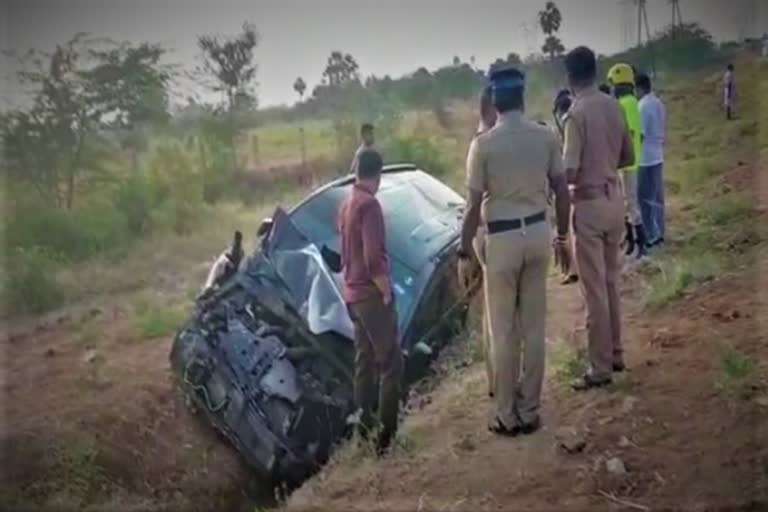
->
[257, 217, 273, 237]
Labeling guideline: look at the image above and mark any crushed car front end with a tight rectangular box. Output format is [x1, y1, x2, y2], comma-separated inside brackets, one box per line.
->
[170, 165, 467, 485]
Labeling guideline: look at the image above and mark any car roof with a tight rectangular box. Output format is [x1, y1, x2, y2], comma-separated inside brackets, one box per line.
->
[288, 163, 419, 214]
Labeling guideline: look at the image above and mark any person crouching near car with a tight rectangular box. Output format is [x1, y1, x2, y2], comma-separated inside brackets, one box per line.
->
[338, 149, 402, 455]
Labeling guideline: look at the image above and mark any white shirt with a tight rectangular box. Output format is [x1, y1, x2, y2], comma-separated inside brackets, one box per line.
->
[639, 92, 666, 166]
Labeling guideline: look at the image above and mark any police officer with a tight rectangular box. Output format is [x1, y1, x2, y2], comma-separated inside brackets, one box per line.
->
[562, 47, 634, 390]
[458, 64, 571, 435]
[471, 84, 498, 399]
[608, 63, 648, 258]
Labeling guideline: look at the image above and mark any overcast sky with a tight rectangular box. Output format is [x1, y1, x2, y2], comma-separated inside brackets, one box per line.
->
[1, 0, 765, 107]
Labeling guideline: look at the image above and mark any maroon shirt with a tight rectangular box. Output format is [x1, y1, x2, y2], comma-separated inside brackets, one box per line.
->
[338, 183, 390, 304]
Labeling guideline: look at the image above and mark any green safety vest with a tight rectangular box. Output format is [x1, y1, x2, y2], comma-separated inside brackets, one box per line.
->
[618, 94, 641, 172]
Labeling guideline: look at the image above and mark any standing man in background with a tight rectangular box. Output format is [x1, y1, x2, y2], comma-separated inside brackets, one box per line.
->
[636, 73, 667, 249]
[349, 123, 376, 174]
[723, 64, 735, 120]
[608, 63, 648, 259]
[338, 149, 402, 455]
[459, 64, 571, 435]
[562, 47, 634, 390]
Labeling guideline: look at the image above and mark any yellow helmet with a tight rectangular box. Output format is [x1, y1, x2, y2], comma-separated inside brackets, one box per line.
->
[607, 63, 635, 86]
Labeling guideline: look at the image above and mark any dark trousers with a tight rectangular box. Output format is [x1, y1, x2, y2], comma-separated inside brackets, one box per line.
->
[348, 295, 402, 449]
[638, 163, 665, 243]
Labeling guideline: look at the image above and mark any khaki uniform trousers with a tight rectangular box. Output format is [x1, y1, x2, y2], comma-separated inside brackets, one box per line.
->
[473, 226, 494, 396]
[348, 295, 403, 447]
[573, 189, 625, 381]
[484, 222, 550, 428]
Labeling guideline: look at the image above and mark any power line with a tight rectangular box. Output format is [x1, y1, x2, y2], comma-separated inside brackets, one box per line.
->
[670, 0, 683, 38]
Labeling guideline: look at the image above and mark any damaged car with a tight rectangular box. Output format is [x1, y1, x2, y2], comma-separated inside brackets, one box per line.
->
[170, 163, 469, 486]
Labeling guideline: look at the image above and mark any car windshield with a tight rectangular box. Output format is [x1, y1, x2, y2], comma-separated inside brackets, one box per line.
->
[288, 170, 463, 272]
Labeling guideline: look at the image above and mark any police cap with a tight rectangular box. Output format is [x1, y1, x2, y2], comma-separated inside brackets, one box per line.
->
[487, 63, 525, 93]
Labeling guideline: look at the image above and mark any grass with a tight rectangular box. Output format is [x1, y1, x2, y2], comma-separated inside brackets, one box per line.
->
[133, 297, 187, 340]
[700, 194, 754, 227]
[49, 438, 107, 500]
[249, 119, 336, 163]
[549, 338, 586, 387]
[643, 254, 721, 309]
[719, 349, 755, 384]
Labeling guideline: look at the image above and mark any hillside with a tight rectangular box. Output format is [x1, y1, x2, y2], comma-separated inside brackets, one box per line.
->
[285, 55, 768, 511]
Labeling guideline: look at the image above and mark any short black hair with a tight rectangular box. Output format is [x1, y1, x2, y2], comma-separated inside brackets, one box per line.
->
[360, 123, 374, 135]
[598, 83, 611, 94]
[490, 68, 525, 113]
[565, 46, 597, 85]
[635, 73, 652, 92]
[356, 149, 383, 180]
[727, 64, 734, 71]
[554, 89, 572, 115]
[614, 83, 635, 98]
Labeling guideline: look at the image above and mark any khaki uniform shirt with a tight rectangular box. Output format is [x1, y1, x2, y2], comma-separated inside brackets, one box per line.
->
[466, 111, 564, 223]
[562, 86, 632, 191]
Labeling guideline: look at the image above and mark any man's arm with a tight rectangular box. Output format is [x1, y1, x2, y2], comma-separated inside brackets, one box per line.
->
[360, 201, 391, 303]
[562, 115, 582, 184]
[618, 121, 634, 169]
[460, 137, 485, 255]
[548, 134, 570, 237]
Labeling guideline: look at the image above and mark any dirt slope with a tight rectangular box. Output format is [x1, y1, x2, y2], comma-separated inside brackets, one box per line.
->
[286, 57, 768, 511]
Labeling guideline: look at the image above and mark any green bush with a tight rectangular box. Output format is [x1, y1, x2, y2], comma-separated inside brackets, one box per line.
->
[114, 173, 153, 235]
[5, 202, 129, 262]
[147, 142, 205, 235]
[384, 135, 457, 178]
[1, 246, 65, 315]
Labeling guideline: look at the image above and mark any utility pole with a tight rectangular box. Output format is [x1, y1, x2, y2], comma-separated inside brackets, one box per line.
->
[635, 0, 651, 47]
[670, 0, 683, 39]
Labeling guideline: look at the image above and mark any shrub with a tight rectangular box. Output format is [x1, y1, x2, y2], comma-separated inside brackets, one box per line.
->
[0, 246, 65, 316]
[383, 135, 457, 178]
[113, 173, 153, 235]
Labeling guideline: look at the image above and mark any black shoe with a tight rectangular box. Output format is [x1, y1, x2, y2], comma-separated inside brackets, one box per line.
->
[520, 416, 542, 435]
[634, 224, 648, 258]
[613, 362, 626, 373]
[571, 374, 612, 391]
[624, 220, 635, 256]
[488, 417, 521, 437]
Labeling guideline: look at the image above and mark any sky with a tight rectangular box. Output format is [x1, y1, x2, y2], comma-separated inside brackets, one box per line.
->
[1, 0, 766, 108]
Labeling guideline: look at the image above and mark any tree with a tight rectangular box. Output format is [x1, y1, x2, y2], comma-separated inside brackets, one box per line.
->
[293, 76, 306, 101]
[2, 34, 171, 209]
[538, 1, 565, 59]
[453, 56, 461, 66]
[197, 22, 259, 169]
[318, 51, 361, 162]
[506, 52, 522, 65]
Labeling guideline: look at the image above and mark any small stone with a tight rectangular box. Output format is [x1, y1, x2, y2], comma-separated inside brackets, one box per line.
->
[755, 396, 768, 407]
[45, 348, 56, 358]
[82, 349, 99, 364]
[606, 457, 627, 475]
[455, 435, 476, 452]
[621, 396, 639, 414]
[618, 436, 631, 448]
[555, 427, 587, 454]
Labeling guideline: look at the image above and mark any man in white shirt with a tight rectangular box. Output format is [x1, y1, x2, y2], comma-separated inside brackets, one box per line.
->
[636, 73, 667, 248]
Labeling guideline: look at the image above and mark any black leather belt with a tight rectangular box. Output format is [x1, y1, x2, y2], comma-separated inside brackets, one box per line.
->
[487, 211, 547, 234]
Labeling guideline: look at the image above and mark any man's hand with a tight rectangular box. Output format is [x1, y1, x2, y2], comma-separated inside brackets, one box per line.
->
[457, 255, 481, 293]
[553, 237, 571, 276]
[373, 275, 392, 306]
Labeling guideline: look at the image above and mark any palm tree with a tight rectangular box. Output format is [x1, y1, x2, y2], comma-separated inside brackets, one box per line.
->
[293, 77, 306, 101]
[538, 1, 565, 59]
[293, 77, 307, 167]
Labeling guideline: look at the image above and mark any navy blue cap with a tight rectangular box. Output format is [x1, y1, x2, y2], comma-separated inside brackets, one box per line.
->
[488, 64, 525, 92]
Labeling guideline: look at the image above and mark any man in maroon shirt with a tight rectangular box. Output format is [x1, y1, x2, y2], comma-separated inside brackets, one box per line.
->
[338, 149, 402, 454]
